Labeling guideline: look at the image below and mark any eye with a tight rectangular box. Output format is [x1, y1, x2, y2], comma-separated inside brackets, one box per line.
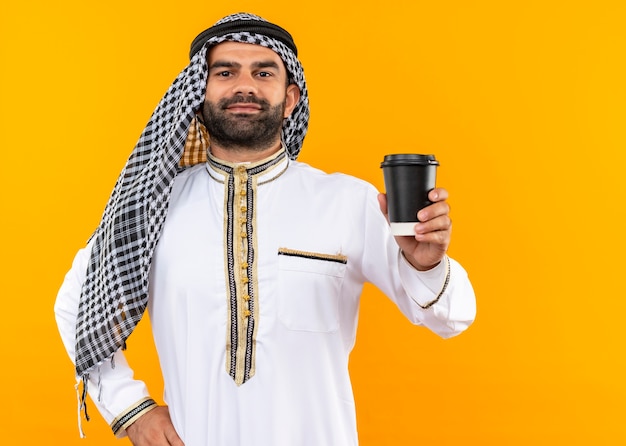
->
[217, 71, 232, 77]
[257, 71, 273, 78]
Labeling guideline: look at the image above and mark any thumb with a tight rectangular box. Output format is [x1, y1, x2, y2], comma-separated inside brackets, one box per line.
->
[377, 193, 389, 222]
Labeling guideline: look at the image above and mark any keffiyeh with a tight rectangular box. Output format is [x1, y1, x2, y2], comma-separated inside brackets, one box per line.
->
[74, 13, 310, 382]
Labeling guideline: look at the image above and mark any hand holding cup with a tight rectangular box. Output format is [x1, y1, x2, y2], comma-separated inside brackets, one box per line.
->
[380, 154, 451, 270]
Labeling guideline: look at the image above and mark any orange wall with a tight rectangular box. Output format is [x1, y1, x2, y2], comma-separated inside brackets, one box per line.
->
[1, 0, 625, 444]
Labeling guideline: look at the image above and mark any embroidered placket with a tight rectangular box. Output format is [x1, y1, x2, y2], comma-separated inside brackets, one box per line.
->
[211, 149, 287, 385]
[224, 165, 257, 385]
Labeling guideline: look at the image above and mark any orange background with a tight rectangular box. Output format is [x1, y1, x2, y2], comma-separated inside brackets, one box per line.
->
[1, 0, 625, 444]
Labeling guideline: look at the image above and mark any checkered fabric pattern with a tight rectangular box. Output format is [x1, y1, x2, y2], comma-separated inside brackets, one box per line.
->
[179, 114, 209, 167]
[74, 13, 310, 380]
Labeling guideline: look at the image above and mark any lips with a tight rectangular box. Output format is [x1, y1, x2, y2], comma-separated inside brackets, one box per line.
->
[220, 95, 269, 113]
[226, 103, 262, 113]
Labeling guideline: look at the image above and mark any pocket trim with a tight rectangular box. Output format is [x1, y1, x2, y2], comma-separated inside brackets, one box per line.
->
[278, 247, 348, 265]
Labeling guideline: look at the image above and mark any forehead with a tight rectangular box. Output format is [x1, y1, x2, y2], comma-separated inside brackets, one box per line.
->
[208, 41, 284, 66]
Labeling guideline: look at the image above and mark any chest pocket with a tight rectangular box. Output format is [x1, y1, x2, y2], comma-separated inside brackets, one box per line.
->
[277, 248, 348, 332]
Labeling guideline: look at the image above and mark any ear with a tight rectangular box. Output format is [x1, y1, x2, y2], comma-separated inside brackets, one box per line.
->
[283, 83, 301, 118]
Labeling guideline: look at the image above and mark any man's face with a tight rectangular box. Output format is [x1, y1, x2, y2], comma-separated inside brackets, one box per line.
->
[203, 41, 300, 153]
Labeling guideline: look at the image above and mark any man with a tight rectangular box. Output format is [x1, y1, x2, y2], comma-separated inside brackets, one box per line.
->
[55, 12, 476, 446]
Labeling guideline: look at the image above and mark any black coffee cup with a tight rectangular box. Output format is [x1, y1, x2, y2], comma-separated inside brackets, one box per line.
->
[380, 154, 439, 236]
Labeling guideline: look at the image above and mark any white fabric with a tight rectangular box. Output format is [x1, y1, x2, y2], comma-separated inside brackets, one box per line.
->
[55, 156, 476, 446]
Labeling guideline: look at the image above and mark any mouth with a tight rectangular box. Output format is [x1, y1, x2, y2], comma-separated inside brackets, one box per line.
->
[225, 103, 263, 114]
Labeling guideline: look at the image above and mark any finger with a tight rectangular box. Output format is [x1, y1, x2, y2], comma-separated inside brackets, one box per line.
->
[414, 221, 452, 248]
[165, 429, 185, 446]
[417, 201, 450, 223]
[428, 187, 448, 203]
[415, 215, 452, 236]
[414, 228, 451, 248]
[160, 408, 184, 446]
[377, 193, 389, 220]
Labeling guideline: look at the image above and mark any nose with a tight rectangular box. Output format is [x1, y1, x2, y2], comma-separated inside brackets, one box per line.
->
[232, 72, 258, 96]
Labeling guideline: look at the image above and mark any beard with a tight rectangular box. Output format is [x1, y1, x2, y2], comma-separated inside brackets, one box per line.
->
[202, 95, 286, 153]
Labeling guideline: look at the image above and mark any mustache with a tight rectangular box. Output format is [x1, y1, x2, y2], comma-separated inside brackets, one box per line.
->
[218, 95, 270, 110]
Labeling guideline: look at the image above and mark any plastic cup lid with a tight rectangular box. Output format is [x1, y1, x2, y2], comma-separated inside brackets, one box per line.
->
[380, 154, 439, 168]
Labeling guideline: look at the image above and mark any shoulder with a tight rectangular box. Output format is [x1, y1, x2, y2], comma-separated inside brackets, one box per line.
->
[173, 163, 208, 187]
[287, 160, 376, 195]
[170, 164, 208, 200]
[176, 163, 206, 180]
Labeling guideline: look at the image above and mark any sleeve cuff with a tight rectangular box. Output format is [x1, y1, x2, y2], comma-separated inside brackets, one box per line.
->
[110, 397, 158, 437]
[399, 253, 451, 309]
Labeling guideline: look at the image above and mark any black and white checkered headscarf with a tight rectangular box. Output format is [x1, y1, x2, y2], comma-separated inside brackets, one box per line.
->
[74, 12, 309, 379]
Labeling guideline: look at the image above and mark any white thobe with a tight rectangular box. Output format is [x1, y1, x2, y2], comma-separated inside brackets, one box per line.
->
[55, 150, 476, 446]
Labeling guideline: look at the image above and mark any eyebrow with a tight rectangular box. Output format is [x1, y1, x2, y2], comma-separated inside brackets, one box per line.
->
[209, 60, 281, 71]
[251, 60, 281, 70]
[209, 60, 240, 70]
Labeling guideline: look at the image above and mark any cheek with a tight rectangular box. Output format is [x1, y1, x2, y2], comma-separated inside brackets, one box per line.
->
[204, 86, 217, 101]
[204, 82, 228, 100]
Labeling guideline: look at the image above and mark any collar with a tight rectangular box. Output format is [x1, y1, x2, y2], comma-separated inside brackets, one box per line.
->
[206, 146, 289, 185]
